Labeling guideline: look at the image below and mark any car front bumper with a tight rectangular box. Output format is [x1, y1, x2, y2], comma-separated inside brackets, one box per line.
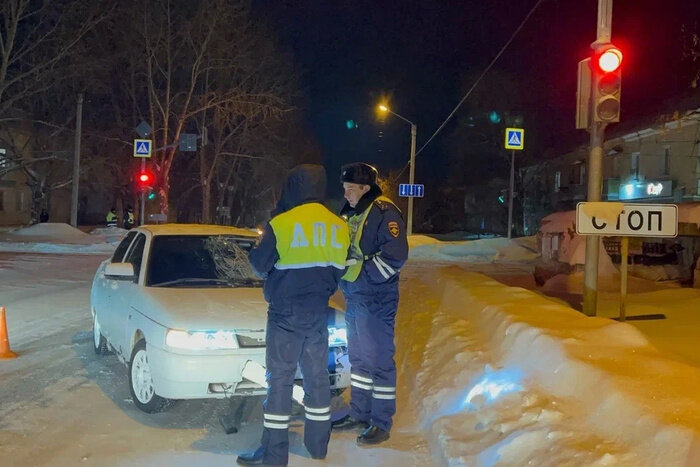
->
[147, 344, 350, 400]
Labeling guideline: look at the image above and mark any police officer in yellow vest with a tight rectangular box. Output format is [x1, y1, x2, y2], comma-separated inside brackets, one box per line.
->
[238, 164, 350, 467]
[331, 162, 408, 446]
[106, 208, 118, 227]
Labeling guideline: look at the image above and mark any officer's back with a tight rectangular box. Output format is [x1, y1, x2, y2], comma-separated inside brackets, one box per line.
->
[249, 165, 349, 309]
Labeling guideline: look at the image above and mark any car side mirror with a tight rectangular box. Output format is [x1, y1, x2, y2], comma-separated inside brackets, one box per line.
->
[105, 262, 135, 281]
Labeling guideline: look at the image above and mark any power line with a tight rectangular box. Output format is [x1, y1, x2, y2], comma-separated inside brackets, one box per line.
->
[392, 0, 546, 182]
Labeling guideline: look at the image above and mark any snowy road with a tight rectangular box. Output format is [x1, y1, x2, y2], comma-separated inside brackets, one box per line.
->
[5, 244, 700, 466]
[0, 253, 433, 466]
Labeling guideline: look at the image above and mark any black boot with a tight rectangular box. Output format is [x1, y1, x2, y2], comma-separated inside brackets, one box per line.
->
[236, 446, 286, 466]
[357, 425, 390, 445]
[331, 414, 370, 431]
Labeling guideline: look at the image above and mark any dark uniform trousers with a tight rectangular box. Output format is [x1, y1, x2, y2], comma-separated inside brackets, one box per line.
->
[345, 282, 398, 432]
[261, 302, 331, 465]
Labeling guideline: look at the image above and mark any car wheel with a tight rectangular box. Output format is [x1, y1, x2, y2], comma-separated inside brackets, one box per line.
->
[128, 339, 171, 413]
[93, 313, 108, 355]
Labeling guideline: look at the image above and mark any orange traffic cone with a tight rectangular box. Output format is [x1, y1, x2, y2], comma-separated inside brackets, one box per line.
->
[0, 306, 18, 359]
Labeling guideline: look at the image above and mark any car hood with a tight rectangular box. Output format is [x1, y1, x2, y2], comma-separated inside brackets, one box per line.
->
[137, 287, 268, 331]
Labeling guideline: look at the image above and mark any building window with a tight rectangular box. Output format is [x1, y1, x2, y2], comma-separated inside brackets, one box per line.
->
[554, 171, 561, 192]
[697, 179, 700, 196]
[570, 162, 585, 185]
[631, 153, 640, 179]
[0, 191, 4, 211]
[15, 191, 26, 212]
[664, 147, 670, 175]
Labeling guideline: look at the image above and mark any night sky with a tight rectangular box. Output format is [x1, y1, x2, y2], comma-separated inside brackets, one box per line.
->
[253, 1, 700, 197]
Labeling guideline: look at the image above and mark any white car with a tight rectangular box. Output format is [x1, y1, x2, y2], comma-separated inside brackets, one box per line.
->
[90, 224, 350, 413]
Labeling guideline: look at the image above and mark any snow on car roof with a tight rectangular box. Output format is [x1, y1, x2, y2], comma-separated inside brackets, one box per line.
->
[137, 223, 258, 237]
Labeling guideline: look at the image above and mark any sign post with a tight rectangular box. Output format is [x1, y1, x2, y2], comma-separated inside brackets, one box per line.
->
[504, 128, 524, 239]
[133, 139, 152, 225]
[576, 202, 677, 321]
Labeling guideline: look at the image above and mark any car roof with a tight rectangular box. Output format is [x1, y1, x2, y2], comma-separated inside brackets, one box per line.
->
[136, 223, 258, 238]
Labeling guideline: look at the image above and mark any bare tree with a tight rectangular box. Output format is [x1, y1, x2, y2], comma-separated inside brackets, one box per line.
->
[0, 0, 107, 121]
[117, 0, 294, 219]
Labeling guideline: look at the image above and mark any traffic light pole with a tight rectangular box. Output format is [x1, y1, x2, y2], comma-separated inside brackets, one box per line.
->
[507, 149, 515, 239]
[140, 157, 146, 226]
[582, 0, 614, 317]
[582, 121, 605, 316]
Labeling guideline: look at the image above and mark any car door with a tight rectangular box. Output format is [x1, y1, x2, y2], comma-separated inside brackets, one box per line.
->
[110, 232, 147, 358]
[97, 231, 137, 345]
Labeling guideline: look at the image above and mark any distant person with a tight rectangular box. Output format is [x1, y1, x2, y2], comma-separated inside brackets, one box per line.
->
[124, 206, 136, 230]
[39, 209, 49, 223]
[106, 208, 119, 227]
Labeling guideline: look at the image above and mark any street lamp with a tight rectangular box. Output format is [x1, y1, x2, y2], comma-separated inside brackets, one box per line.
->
[378, 104, 417, 235]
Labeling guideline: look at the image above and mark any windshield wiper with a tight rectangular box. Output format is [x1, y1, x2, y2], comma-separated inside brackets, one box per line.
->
[151, 278, 231, 287]
[230, 279, 263, 287]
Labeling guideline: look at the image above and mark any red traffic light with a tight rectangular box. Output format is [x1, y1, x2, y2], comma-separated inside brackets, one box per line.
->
[596, 47, 622, 73]
[136, 170, 154, 189]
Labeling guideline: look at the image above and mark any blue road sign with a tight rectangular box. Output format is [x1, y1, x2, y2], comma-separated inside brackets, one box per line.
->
[504, 128, 524, 150]
[133, 139, 152, 158]
[399, 183, 424, 198]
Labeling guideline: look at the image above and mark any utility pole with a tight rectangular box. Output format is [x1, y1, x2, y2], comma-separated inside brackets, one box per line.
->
[582, 0, 614, 316]
[407, 123, 417, 236]
[70, 93, 83, 227]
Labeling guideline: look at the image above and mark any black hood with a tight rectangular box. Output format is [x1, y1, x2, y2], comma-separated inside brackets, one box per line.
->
[272, 164, 327, 215]
[339, 184, 382, 217]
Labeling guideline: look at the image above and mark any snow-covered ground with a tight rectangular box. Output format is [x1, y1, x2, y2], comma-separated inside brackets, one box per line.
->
[4, 224, 700, 466]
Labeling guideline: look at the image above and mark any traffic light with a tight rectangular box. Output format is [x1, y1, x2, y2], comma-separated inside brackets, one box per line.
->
[591, 44, 622, 123]
[136, 170, 154, 191]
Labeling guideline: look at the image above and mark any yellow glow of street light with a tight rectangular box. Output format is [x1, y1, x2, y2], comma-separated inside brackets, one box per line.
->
[378, 105, 388, 112]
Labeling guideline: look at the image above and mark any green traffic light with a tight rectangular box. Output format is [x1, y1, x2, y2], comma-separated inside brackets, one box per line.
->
[148, 192, 156, 200]
[489, 111, 501, 124]
[498, 195, 505, 204]
[346, 119, 358, 130]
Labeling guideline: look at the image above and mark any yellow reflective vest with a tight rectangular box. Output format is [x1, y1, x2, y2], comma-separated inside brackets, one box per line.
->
[342, 196, 397, 282]
[270, 203, 349, 271]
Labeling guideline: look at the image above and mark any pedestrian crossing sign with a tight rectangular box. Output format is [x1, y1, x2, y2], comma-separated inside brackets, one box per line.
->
[504, 128, 524, 150]
[133, 139, 152, 158]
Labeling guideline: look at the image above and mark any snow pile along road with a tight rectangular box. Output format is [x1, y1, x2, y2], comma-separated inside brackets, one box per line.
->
[398, 266, 700, 466]
[0, 223, 123, 254]
[408, 236, 537, 263]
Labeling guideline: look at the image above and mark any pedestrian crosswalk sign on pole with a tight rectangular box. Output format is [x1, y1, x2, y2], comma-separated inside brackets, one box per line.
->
[133, 139, 152, 158]
[504, 128, 524, 150]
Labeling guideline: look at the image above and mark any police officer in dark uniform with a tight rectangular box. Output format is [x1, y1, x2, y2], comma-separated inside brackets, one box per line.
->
[331, 162, 408, 445]
[237, 164, 350, 467]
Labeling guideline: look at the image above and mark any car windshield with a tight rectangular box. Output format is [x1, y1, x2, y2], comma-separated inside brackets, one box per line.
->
[147, 235, 262, 288]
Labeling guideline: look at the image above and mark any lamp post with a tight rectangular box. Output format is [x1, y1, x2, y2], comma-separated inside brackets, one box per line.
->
[378, 105, 417, 235]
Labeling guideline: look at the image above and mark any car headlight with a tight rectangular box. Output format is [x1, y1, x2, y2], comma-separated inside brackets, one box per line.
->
[328, 327, 347, 347]
[166, 329, 239, 350]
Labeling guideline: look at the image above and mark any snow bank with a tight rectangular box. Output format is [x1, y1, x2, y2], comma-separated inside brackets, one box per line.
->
[409, 237, 537, 263]
[8, 222, 87, 238]
[539, 211, 576, 234]
[402, 269, 700, 466]
[0, 223, 122, 255]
